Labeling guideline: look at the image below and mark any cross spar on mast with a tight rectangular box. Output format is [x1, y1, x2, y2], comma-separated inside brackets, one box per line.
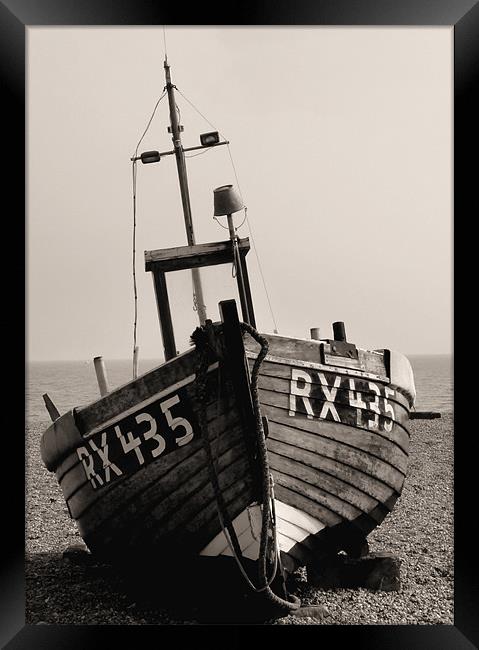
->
[164, 58, 207, 326]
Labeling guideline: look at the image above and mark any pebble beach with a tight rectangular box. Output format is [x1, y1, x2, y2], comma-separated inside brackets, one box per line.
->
[25, 413, 453, 626]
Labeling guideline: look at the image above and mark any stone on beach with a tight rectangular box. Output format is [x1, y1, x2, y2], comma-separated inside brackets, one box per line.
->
[25, 413, 453, 625]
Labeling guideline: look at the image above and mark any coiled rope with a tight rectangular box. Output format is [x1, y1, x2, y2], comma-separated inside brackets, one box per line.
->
[192, 321, 300, 614]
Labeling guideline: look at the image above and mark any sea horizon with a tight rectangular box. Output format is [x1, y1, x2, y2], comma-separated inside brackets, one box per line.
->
[26, 353, 453, 425]
[27, 352, 452, 363]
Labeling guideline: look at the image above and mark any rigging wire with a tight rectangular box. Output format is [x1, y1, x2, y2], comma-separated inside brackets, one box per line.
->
[225, 145, 279, 334]
[175, 87, 280, 334]
[133, 89, 167, 159]
[131, 90, 167, 377]
[185, 148, 214, 159]
[175, 88, 218, 129]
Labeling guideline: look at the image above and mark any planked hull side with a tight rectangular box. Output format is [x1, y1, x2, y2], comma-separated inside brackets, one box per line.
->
[40, 325, 415, 575]
[41, 345, 260, 563]
[245, 332, 415, 565]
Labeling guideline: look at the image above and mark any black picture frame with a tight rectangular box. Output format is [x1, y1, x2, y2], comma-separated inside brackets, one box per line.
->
[2, 0, 474, 647]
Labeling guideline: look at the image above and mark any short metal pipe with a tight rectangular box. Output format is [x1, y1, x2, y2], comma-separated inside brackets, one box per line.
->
[94, 356, 110, 396]
[310, 327, 321, 340]
[333, 321, 347, 341]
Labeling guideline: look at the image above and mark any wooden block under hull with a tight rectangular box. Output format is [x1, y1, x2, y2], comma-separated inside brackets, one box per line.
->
[306, 552, 401, 591]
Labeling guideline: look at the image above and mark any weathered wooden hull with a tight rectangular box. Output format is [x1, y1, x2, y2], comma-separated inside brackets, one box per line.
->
[40, 323, 415, 580]
[244, 333, 415, 573]
[41, 343, 260, 564]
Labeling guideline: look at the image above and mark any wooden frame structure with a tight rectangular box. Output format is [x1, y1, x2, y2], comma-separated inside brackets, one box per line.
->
[145, 237, 256, 360]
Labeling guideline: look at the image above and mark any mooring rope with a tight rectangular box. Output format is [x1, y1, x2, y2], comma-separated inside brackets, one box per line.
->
[192, 321, 300, 613]
[240, 322, 300, 612]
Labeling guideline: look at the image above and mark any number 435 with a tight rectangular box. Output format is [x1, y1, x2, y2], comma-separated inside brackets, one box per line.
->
[115, 394, 194, 464]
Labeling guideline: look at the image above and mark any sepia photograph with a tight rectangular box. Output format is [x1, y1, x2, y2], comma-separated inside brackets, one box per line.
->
[25, 25, 453, 627]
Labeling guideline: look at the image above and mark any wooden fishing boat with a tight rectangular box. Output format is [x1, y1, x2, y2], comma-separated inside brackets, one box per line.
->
[40, 59, 296, 612]
[39, 52, 415, 609]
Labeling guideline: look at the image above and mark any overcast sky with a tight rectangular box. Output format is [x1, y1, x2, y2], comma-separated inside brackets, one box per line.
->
[27, 26, 452, 362]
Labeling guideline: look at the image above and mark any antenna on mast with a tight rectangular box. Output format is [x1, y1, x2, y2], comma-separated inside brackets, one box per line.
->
[163, 25, 168, 66]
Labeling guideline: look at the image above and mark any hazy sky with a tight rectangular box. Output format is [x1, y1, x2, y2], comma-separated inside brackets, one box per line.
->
[27, 27, 452, 362]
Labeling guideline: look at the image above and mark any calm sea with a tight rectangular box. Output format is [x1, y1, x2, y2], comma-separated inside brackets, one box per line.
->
[26, 354, 452, 426]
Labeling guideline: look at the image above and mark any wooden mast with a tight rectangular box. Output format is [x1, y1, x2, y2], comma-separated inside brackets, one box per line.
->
[164, 59, 207, 326]
[144, 61, 256, 359]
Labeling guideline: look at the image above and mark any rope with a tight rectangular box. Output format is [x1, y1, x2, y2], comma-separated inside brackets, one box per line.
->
[133, 90, 167, 160]
[130, 89, 168, 378]
[240, 322, 300, 612]
[132, 160, 139, 377]
[227, 146, 279, 335]
[192, 321, 300, 613]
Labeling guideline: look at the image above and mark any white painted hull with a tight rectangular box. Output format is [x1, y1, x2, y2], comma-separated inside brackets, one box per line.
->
[200, 499, 326, 574]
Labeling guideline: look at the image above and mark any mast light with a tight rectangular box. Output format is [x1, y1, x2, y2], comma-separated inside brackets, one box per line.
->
[200, 131, 220, 146]
[140, 151, 161, 164]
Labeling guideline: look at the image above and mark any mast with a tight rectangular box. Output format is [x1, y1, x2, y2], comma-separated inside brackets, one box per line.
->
[164, 59, 207, 326]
